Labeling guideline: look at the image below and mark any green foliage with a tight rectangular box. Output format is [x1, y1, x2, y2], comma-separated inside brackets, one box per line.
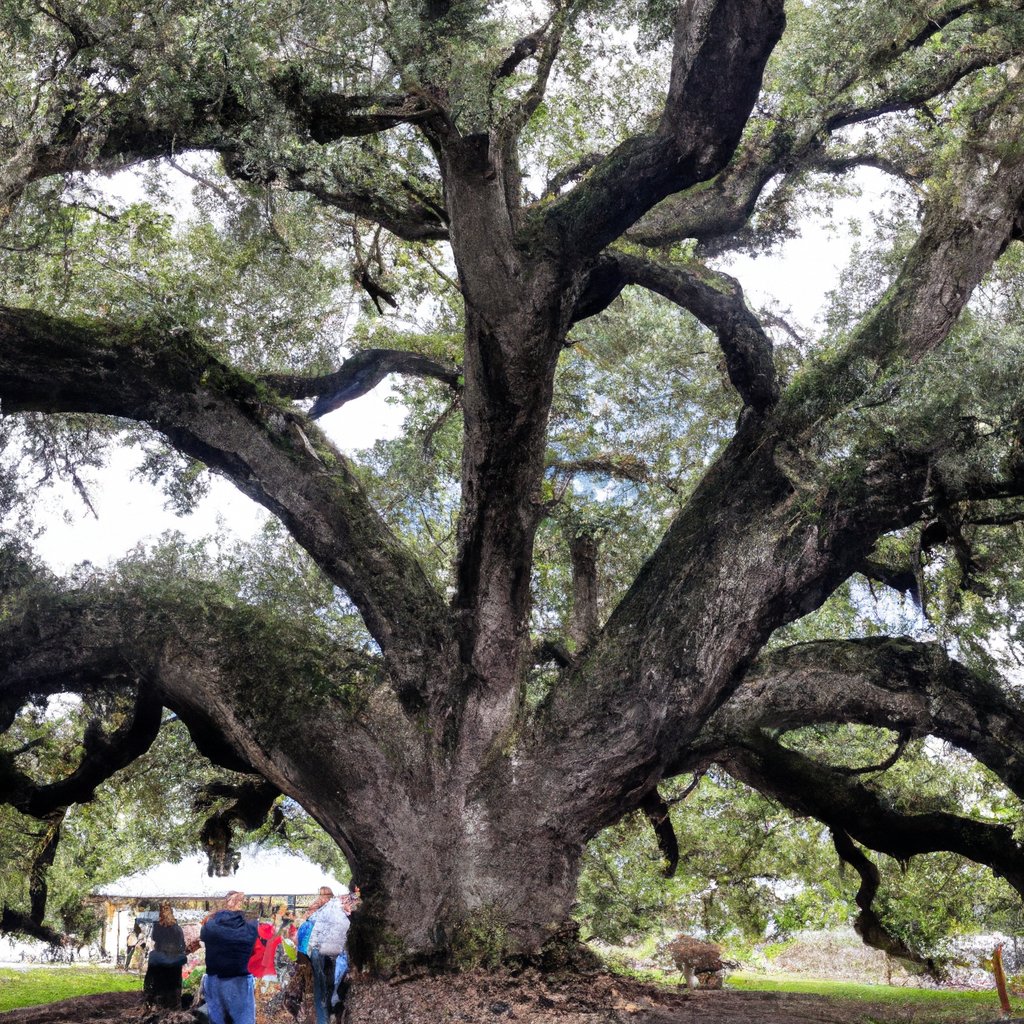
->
[577, 761, 1020, 959]
[577, 771, 849, 946]
[529, 287, 739, 633]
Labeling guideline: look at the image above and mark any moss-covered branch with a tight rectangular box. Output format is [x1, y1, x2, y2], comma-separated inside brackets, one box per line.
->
[703, 636, 1024, 799]
[0, 306, 456, 696]
[0, 576, 426, 871]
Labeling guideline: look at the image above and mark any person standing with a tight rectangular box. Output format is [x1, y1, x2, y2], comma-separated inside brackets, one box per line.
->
[308, 892, 354, 1024]
[283, 886, 333, 1017]
[144, 903, 187, 1008]
[200, 890, 258, 1024]
[331, 890, 359, 1016]
[124, 920, 145, 972]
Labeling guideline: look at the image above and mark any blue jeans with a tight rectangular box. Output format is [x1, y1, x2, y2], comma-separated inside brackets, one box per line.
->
[204, 974, 255, 1024]
[310, 949, 332, 1024]
[332, 952, 348, 1007]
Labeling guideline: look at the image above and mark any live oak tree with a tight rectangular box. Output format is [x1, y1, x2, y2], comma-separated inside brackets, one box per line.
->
[3, 0, 1024, 971]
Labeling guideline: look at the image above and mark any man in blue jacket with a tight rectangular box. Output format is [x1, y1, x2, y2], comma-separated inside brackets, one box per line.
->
[200, 890, 258, 1024]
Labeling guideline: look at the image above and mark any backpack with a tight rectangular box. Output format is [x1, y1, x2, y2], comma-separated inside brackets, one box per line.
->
[309, 898, 349, 957]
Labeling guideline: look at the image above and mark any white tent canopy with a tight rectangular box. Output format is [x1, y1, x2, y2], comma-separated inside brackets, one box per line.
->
[95, 845, 348, 899]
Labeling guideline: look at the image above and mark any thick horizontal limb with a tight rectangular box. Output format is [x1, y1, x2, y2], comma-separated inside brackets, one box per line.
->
[0, 577, 431, 879]
[703, 636, 1024, 799]
[0, 906, 64, 946]
[718, 729, 1024, 898]
[0, 307, 455, 692]
[272, 79, 437, 143]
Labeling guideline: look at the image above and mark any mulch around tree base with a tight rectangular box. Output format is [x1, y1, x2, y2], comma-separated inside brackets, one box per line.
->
[0, 990, 142, 1022]
[1, 973, 1020, 1024]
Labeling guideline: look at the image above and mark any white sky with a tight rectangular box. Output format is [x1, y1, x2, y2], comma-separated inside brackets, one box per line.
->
[23, 164, 886, 574]
[97, 844, 348, 899]
[30, 391, 403, 573]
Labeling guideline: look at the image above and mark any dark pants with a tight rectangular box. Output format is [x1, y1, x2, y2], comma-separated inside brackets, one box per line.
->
[143, 961, 183, 1008]
[283, 954, 312, 1017]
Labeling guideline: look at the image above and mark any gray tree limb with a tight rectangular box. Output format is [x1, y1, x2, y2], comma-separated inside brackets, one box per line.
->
[0, 306, 456, 696]
[533, 0, 786, 261]
[702, 636, 1024, 800]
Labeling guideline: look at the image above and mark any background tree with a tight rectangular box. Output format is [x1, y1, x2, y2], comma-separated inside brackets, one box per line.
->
[2, 0, 1024, 978]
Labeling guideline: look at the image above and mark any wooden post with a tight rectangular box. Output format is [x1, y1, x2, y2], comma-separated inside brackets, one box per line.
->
[993, 942, 1012, 1019]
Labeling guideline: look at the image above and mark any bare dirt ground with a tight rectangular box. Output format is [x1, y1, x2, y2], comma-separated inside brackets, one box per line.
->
[0, 969, 1019, 1024]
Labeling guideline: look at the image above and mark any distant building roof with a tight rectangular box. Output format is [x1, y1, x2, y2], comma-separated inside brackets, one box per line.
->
[94, 845, 348, 899]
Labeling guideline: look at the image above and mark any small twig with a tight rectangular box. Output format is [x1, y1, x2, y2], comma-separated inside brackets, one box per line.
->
[168, 157, 233, 204]
[69, 469, 99, 520]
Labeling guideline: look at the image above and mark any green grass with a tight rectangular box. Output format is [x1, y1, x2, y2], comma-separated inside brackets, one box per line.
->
[0, 966, 142, 1012]
[729, 971, 1024, 1021]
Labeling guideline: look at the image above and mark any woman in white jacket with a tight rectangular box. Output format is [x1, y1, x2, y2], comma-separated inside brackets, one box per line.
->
[308, 893, 356, 1024]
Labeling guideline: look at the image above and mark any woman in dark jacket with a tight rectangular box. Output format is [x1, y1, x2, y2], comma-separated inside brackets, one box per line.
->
[144, 902, 187, 1008]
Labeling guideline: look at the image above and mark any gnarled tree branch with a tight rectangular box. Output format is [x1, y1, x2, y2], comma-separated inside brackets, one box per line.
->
[628, 3, 1020, 249]
[587, 253, 779, 412]
[195, 778, 283, 877]
[0, 578, 431, 896]
[533, 0, 785, 261]
[223, 150, 450, 244]
[719, 730, 1024, 899]
[0, 306, 456, 698]
[261, 349, 460, 418]
[0, 688, 162, 819]
[831, 828, 936, 971]
[703, 636, 1024, 800]
[0, 906, 64, 946]
[640, 789, 680, 878]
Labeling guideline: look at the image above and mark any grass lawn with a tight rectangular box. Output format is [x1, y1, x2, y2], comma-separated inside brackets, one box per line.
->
[729, 971, 1024, 1021]
[0, 966, 142, 1012]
